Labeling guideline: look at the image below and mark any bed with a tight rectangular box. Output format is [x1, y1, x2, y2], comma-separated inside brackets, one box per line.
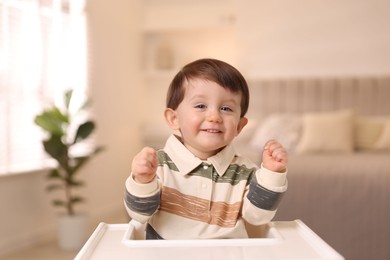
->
[233, 76, 390, 260]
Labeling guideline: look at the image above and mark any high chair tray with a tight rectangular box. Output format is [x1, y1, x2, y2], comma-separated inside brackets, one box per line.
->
[75, 219, 344, 260]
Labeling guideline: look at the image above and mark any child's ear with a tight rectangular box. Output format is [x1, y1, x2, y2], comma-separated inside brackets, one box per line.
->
[236, 116, 248, 136]
[164, 108, 180, 130]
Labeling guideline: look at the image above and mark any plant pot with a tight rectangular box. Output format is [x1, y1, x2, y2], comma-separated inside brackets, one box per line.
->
[57, 214, 88, 250]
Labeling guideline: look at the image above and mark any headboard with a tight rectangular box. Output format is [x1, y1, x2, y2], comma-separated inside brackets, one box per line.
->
[247, 76, 390, 119]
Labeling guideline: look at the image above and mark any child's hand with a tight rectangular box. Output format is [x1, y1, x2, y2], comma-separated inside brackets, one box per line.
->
[262, 140, 288, 173]
[131, 147, 158, 184]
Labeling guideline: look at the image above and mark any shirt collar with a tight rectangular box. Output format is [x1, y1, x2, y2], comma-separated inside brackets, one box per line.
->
[163, 134, 236, 176]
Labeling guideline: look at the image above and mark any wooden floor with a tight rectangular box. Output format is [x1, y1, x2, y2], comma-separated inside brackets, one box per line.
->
[1, 212, 129, 260]
[1, 241, 78, 260]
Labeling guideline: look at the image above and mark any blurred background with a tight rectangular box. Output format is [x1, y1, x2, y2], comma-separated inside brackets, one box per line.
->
[0, 0, 389, 259]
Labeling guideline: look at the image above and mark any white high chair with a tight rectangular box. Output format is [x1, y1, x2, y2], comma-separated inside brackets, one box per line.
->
[75, 219, 344, 259]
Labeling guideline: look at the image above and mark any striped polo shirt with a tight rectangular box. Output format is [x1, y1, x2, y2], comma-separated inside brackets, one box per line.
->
[125, 134, 287, 239]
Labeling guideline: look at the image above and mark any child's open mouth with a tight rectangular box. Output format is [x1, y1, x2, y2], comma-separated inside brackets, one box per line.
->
[203, 129, 222, 133]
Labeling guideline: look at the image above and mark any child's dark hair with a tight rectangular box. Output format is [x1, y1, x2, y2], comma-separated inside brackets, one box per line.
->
[166, 58, 250, 117]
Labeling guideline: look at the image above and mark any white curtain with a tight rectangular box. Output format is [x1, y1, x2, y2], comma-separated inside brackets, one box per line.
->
[0, 0, 87, 174]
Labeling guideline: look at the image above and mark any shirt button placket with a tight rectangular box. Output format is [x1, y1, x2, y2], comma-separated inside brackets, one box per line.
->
[201, 163, 213, 213]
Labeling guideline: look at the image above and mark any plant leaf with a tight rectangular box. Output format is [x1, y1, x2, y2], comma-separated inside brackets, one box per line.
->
[49, 107, 69, 123]
[70, 196, 84, 204]
[52, 199, 66, 206]
[46, 183, 64, 192]
[43, 136, 69, 170]
[73, 121, 95, 144]
[47, 169, 62, 179]
[68, 179, 85, 187]
[64, 89, 73, 110]
[93, 146, 105, 155]
[34, 108, 67, 136]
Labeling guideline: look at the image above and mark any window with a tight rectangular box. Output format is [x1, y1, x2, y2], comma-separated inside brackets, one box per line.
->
[0, 0, 87, 175]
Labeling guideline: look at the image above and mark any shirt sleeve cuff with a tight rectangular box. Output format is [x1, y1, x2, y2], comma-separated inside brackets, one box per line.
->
[125, 174, 159, 197]
[256, 164, 288, 190]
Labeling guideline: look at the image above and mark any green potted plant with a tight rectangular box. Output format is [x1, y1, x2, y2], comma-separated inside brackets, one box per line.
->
[34, 89, 103, 250]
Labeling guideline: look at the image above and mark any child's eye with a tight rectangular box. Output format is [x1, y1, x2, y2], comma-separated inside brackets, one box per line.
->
[195, 104, 206, 109]
[220, 106, 233, 112]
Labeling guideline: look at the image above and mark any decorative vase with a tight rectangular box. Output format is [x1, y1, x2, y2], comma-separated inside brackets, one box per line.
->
[57, 214, 88, 250]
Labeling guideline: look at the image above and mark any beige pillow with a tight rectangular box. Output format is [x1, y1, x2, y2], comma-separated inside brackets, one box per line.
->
[373, 121, 390, 150]
[296, 110, 354, 154]
[355, 117, 386, 150]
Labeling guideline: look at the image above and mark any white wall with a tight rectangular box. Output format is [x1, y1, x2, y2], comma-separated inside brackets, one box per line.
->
[0, 0, 143, 257]
[84, 0, 143, 221]
[236, 0, 390, 78]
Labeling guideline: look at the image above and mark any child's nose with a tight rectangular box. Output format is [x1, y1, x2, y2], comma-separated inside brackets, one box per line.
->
[206, 109, 222, 122]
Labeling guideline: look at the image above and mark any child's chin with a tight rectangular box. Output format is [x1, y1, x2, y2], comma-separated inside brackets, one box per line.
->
[202, 145, 226, 154]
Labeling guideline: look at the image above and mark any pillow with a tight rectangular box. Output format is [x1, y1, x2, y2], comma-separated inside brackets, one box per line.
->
[296, 110, 354, 154]
[373, 120, 390, 150]
[355, 116, 385, 150]
[250, 114, 301, 153]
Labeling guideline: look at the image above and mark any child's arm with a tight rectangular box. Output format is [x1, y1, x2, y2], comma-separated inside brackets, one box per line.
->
[124, 147, 160, 223]
[262, 139, 288, 173]
[242, 140, 288, 225]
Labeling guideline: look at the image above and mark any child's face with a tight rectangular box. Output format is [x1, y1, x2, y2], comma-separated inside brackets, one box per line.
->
[165, 78, 247, 159]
